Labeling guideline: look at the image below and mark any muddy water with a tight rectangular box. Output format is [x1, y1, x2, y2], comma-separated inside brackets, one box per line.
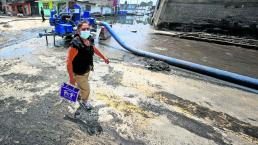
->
[98, 16, 258, 79]
[1, 16, 258, 78]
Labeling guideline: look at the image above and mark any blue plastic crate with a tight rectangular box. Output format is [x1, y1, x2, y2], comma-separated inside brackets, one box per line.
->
[60, 83, 79, 102]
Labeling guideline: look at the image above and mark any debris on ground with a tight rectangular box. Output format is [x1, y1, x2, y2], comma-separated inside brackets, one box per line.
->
[177, 32, 258, 49]
[3, 23, 11, 28]
[153, 46, 167, 51]
[145, 59, 171, 71]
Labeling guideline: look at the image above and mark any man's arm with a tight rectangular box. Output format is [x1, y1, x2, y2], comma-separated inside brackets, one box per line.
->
[93, 46, 109, 64]
[67, 47, 78, 85]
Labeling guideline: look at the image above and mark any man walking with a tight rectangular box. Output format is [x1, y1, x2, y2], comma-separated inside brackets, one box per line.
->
[40, 7, 46, 22]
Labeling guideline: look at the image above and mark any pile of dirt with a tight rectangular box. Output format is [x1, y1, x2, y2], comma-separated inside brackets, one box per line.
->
[145, 59, 171, 71]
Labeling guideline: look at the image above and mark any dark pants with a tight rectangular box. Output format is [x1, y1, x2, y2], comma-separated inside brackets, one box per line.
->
[41, 15, 46, 22]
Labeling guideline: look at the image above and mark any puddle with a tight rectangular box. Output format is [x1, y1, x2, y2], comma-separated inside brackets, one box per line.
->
[97, 15, 258, 79]
[0, 47, 34, 59]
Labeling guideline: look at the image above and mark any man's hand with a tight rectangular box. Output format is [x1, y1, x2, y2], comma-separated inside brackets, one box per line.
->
[70, 77, 76, 85]
[104, 58, 110, 64]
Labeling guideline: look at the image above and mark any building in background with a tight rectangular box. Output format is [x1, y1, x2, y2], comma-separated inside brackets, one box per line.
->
[35, 0, 115, 16]
[0, 0, 40, 15]
[0, 0, 118, 16]
[0, 0, 7, 12]
[4, 0, 32, 16]
[119, 3, 137, 15]
[29, 0, 39, 15]
[0, 0, 2, 11]
[36, 0, 67, 16]
[119, 1, 152, 15]
[77, 0, 114, 16]
[30, 0, 39, 15]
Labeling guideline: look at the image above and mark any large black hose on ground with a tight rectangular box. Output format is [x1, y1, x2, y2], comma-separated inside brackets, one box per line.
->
[99, 21, 258, 90]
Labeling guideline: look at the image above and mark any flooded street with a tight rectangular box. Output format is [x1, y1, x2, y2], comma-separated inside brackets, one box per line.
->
[99, 16, 258, 78]
[1, 15, 258, 79]
[0, 15, 258, 145]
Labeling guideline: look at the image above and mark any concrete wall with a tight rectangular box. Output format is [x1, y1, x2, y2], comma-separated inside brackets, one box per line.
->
[166, 0, 258, 3]
[152, 0, 258, 35]
[162, 0, 258, 24]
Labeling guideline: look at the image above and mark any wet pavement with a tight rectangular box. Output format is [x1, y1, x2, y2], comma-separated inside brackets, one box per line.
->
[0, 16, 258, 145]
[1, 15, 258, 79]
[98, 16, 258, 79]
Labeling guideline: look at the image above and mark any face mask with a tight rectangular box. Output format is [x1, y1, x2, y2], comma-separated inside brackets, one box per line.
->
[80, 30, 91, 39]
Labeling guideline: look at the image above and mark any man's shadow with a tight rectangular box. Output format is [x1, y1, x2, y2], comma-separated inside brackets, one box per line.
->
[63, 104, 104, 135]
